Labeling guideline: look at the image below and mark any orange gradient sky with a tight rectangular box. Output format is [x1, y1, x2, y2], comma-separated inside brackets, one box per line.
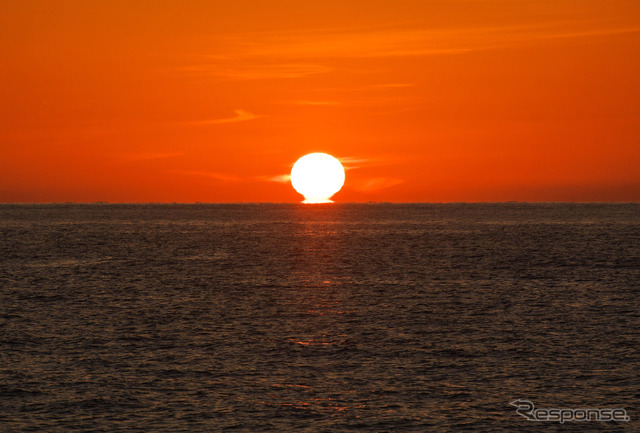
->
[1, 0, 639, 202]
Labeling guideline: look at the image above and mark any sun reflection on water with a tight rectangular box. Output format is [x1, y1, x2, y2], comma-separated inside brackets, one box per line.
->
[251, 206, 373, 418]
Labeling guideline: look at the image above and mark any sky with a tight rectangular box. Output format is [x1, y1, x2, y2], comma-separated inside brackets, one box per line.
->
[1, 0, 639, 202]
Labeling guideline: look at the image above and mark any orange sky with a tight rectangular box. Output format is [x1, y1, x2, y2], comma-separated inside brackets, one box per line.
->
[1, 0, 639, 202]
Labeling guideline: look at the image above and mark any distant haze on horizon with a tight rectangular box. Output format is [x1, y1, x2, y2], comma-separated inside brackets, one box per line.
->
[1, 0, 639, 203]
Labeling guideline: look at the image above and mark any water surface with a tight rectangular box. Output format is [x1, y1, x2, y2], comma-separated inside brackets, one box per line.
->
[1, 204, 638, 431]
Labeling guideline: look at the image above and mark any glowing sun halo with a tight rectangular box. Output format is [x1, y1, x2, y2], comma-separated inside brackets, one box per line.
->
[291, 153, 345, 203]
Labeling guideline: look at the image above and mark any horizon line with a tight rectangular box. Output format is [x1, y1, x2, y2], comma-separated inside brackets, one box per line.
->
[2, 201, 639, 205]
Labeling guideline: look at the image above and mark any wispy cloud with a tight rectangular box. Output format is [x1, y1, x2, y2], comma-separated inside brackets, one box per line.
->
[172, 170, 240, 182]
[351, 177, 405, 192]
[174, 170, 292, 184]
[119, 152, 183, 162]
[339, 155, 407, 170]
[370, 83, 415, 88]
[338, 155, 406, 191]
[533, 26, 640, 42]
[218, 27, 478, 59]
[258, 174, 291, 183]
[231, 24, 640, 59]
[182, 63, 333, 80]
[291, 100, 339, 106]
[188, 109, 263, 125]
[184, 23, 640, 81]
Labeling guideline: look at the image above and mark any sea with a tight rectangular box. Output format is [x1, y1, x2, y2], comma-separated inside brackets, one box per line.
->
[1, 203, 638, 432]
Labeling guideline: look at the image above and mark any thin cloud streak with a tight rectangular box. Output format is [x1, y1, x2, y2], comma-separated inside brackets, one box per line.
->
[172, 170, 240, 182]
[291, 100, 340, 106]
[185, 23, 640, 81]
[259, 174, 291, 183]
[231, 24, 640, 59]
[174, 170, 292, 184]
[351, 177, 405, 192]
[182, 63, 333, 80]
[119, 152, 184, 162]
[339, 155, 408, 170]
[370, 83, 415, 88]
[187, 109, 263, 125]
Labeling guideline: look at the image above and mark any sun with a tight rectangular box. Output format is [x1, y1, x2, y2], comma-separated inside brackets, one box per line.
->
[290, 153, 345, 203]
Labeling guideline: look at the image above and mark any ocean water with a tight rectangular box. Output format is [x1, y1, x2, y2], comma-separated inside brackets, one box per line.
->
[1, 203, 638, 432]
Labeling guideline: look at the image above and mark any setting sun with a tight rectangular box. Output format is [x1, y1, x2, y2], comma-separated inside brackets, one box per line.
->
[290, 153, 345, 203]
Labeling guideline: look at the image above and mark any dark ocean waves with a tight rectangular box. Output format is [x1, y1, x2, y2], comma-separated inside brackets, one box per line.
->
[1, 204, 639, 431]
